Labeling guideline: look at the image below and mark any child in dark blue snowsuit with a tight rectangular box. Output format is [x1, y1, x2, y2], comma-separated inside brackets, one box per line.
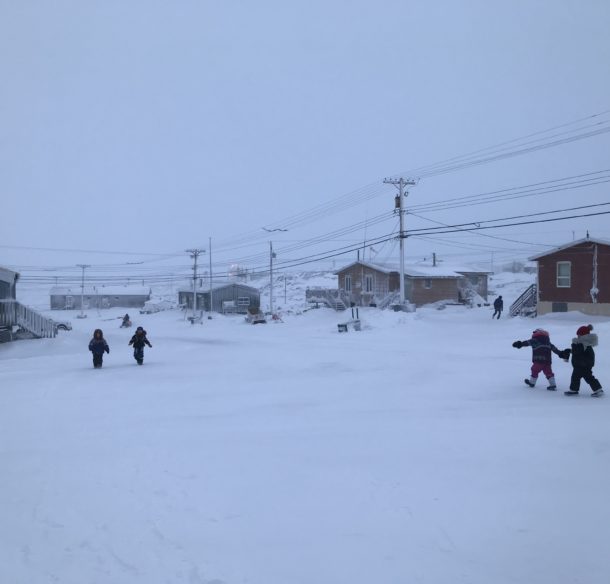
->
[88, 329, 109, 368]
[565, 324, 603, 397]
[129, 326, 152, 365]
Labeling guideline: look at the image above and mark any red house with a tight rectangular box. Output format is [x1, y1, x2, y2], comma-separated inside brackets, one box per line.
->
[529, 237, 610, 316]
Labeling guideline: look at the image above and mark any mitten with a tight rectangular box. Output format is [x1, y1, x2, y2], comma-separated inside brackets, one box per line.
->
[512, 341, 523, 349]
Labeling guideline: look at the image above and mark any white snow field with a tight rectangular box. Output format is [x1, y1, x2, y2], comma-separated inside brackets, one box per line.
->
[1, 303, 609, 584]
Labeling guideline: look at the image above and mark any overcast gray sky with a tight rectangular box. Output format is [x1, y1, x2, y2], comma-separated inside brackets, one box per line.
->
[2, 0, 610, 275]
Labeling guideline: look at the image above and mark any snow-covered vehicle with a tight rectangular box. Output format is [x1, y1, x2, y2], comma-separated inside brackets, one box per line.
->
[245, 307, 266, 324]
[51, 319, 72, 332]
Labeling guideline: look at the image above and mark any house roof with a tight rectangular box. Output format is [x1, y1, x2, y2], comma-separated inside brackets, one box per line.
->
[0, 266, 19, 284]
[334, 260, 490, 279]
[50, 285, 150, 296]
[177, 282, 260, 294]
[528, 237, 610, 261]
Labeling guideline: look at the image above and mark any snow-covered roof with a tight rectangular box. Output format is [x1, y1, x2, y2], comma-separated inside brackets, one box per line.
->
[50, 286, 150, 296]
[528, 237, 610, 261]
[177, 282, 259, 294]
[335, 261, 490, 278]
[0, 266, 19, 283]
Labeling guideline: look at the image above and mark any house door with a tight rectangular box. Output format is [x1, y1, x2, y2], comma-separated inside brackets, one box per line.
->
[65, 296, 74, 309]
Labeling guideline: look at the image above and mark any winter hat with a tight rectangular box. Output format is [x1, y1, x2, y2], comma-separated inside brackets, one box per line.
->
[136, 326, 144, 332]
[532, 328, 549, 337]
[576, 324, 593, 337]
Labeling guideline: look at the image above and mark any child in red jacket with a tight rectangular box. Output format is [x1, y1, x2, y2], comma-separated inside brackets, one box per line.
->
[512, 328, 569, 391]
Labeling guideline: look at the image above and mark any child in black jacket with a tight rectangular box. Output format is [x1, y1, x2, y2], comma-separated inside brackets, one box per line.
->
[88, 329, 110, 368]
[564, 324, 603, 397]
[129, 326, 152, 365]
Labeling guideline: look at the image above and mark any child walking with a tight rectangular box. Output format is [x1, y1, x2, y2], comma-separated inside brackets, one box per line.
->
[129, 326, 152, 365]
[88, 329, 110, 369]
[564, 324, 603, 397]
[512, 328, 568, 390]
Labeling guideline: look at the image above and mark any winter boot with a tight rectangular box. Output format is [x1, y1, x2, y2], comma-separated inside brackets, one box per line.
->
[591, 389, 604, 398]
[564, 390, 579, 396]
[137, 359, 143, 365]
[546, 377, 557, 391]
[524, 378, 536, 388]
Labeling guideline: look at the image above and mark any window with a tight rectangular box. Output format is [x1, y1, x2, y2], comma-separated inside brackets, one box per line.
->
[424, 279, 432, 289]
[556, 262, 571, 288]
[345, 275, 352, 292]
[364, 274, 373, 293]
[237, 297, 250, 306]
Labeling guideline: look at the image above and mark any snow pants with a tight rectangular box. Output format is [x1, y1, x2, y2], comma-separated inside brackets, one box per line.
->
[492, 309, 502, 319]
[133, 346, 144, 364]
[92, 353, 103, 368]
[570, 366, 602, 392]
[531, 362, 553, 379]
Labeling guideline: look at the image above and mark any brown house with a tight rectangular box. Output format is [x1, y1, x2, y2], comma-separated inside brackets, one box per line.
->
[529, 237, 610, 316]
[333, 261, 489, 307]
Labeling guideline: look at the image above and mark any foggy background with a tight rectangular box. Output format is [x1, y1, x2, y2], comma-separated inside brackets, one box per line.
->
[2, 0, 609, 286]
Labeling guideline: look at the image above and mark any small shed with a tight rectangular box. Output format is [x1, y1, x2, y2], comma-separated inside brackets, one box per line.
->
[529, 237, 610, 316]
[50, 285, 151, 310]
[178, 282, 260, 314]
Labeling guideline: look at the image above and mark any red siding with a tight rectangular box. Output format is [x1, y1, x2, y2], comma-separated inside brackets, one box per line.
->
[537, 242, 610, 303]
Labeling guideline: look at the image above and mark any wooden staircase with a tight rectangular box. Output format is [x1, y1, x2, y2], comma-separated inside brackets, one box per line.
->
[509, 284, 537, 317]
[0, 300, 57, 340]
[305, 288, 350, 311]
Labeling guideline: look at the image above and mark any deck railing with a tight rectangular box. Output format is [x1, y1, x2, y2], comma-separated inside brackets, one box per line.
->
[509, 284, 537, 317]
[0, 300, 57, 338]
[305, 288, 349, 311]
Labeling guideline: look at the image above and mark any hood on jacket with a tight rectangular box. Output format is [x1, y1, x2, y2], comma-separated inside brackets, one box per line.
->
[572, 333, 598, 347]
[93, 329, 104, 339]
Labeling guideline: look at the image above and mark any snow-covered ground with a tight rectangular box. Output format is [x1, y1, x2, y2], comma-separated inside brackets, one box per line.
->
[2, 275, 610, 584]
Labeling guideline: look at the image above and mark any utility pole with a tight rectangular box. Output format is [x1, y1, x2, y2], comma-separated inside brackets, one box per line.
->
[208, 237, 213, 316]
[76, 264, 90, 319]
[186, 249, 204, 321]
[262, 227, 287, 314]
[384, 177, 416, 304]
[269, 241, 276, 314]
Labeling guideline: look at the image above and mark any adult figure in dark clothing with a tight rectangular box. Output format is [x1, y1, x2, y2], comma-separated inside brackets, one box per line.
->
[492, 295, 503, 319]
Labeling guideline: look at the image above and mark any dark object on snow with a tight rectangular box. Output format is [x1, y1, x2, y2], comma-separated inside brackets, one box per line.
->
[120, 314, 132, 328]
[89, 329, 109, 368]
[129, 327, 152, 364]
